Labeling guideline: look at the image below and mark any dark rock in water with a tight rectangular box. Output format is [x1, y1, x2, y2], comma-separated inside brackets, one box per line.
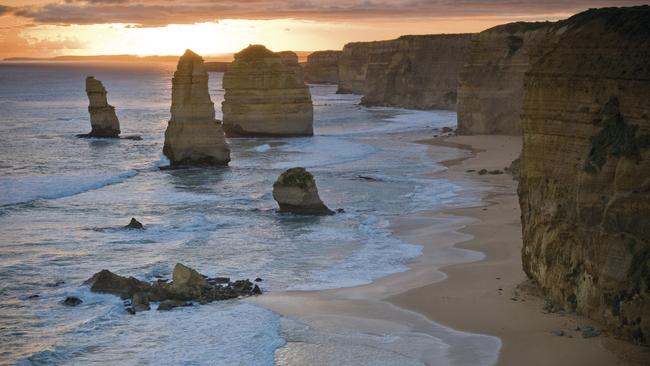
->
[85, 263, 263, 313]
[357, 175, 380, 182]
[125, 307, 136, 315]
[121, 135, 143, 141]
[254, 277, 263, 282]
[63, 296, 83, 306]
[132, 292, 150, 312]
[488, 169, 504, 175]
[84, 269, 151, 299]
[478, 169, 488, 175]
[46, 280, 66, 288]
[335, 208, 345, 214]
[272, 167, 334, 215]
[124, 218, 144, 229]
[158, 299, 192, 311]
[27, 294, 40, 299]
[441, 127, 453, 133]
[507, 157, 521, 181]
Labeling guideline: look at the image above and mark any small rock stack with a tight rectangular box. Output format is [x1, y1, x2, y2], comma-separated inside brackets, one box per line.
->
[272, 167, 333, 215]
[84, 76, 120, 137]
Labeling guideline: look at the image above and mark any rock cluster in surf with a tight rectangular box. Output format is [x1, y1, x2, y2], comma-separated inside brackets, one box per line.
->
[82, 76, 120, 138]
[273, 167, 334, 215]
[222, 45, 314, 137]
[163, 49, 231, 167]
[84, 263, 261, 313]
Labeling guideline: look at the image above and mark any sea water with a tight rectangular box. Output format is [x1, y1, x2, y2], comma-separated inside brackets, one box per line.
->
[0, 62, 497, 365]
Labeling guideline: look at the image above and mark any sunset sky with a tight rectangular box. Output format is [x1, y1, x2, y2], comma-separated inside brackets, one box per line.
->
[0, 1, 647, 58]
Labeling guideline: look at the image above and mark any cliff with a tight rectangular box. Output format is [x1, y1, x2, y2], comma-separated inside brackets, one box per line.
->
[304, 50, 341, 84]
[519, 6, 650, 344]
[84, 76, 120, 137]
[163, 50, 230, 166]
[457, 22, 551, 134]
[360, 35, 473, 110]
[222, 45, 314, 137]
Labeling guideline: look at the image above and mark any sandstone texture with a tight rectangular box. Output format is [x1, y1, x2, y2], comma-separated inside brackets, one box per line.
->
[222, 45, 314, 137]
[273, 167, 333, 215]
[359, 35, 473, 110]
[304, 50, 341, 84]
[457, 22, 551, 134]
[163, 50, 230, 166]
[84, 76, 120, 137]
[518, 6, 650, 344]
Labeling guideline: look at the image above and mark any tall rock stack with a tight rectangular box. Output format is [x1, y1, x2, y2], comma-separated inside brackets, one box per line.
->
[518, 6, 650, 344]
[163, 49, 230, 166]
[360, 35, 472, 110]
[222, 45, 314, 137]
[84, 76, 120, 137]
[456, 22, 550, 134]
[304, 51, 341, 84]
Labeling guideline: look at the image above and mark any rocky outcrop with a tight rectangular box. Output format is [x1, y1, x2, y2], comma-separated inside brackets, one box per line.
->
[273, 167, 333, 215]
[124, 218, 143, 229]
[360, 35, 473, 110]
[83, 76, 120, 137]
[222, 45, 314, 137]
[457, 22, 551, 134]
[163, 50, 230, 166]
[518, 6, 650, 344]
[85, 263, 262, 313]
[304, 51, 341, 84]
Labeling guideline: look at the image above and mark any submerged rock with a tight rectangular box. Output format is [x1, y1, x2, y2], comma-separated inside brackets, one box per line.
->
[222, 45, 314, 137]
[63, 296, 83, 306]
[163, 49, 231, 167]
[124, 218, 144, 229]
[81, 76, 120, 138]
[84, 263, 262, 313]
[272, 167, 334, 215]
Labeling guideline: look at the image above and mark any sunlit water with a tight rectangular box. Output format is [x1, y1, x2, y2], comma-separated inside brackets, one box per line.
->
[0, 62, 496, 365]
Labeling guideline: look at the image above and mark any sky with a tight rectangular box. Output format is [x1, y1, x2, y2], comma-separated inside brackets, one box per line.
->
[0, 1, 647, 58]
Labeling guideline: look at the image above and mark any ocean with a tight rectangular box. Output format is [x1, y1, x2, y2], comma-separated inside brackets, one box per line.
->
[0, 62, 498, 365]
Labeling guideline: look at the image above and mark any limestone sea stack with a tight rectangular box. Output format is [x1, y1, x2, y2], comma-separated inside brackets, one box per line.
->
[456, 22, 550, 135]
[359, 35, 472, 110]
[518, 6, 650, 344]
[304, 51, 341, 84]
[222, 45, 314, 137]
[273, 167, 333, 215]
[163, 50, 230, 166]
[84, 76, 120, 137]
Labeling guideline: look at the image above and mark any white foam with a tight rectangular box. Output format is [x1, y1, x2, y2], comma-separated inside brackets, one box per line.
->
[253, 144, 272, 153]
[0, 171, 138, 206]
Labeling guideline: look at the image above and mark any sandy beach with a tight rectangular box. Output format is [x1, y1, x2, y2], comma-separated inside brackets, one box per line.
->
[253, 134, 649, 365]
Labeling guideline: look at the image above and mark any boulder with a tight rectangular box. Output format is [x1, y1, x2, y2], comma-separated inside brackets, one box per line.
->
[124, 218, 144, 229]
[63, 296, 83, 306]
[222, 45, 314, 137]
[83, 269, 151, 299]
[163, 49, 231, 166]
[272, 167, 334, 215]
[132, 292, 150, 312]
[172, 263, 209, 290]
[81, 76, 120, 138]
[158, 299, 192, 311]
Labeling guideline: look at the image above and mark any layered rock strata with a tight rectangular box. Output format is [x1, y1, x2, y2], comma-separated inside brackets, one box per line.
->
[83, 76, 120, 137]
[359, 35, 473, 110]
[273, 167, 333, 215]
[163, 49, 230, 166]
[456, 22, 551, 134]
[222, 45, 314, 137]
[304, 51, 341, 84]
[518, 6, 650, 344]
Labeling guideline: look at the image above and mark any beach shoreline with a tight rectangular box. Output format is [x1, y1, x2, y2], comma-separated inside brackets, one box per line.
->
[252, 134, 647, 365]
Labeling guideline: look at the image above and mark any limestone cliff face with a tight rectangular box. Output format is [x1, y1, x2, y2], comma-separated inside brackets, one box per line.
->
[360, 35, 473, 110]
[163, 49, 230, 166]
[85, 76, 120, 137]
[519, 6, 650, 344]
[457, 22, 551, 135]
[222, 45, 314, 137]
[304, 51, 341, 84]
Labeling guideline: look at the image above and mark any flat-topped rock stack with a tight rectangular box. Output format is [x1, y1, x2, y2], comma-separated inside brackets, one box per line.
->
[83, 76, 120, 137]
[304, 51, 341, 84]
[222, 45, 314, 137]
[518, 6, 650, 344]
[163, 49, 230, 166]
[457, 22, 551, 134]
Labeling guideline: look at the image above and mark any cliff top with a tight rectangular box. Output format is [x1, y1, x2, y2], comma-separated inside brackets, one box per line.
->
[555, 5, 650, 40]
[234, 45, 279, 61]
[484, 21, 552, 34]
[180, 49, 203, 61]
